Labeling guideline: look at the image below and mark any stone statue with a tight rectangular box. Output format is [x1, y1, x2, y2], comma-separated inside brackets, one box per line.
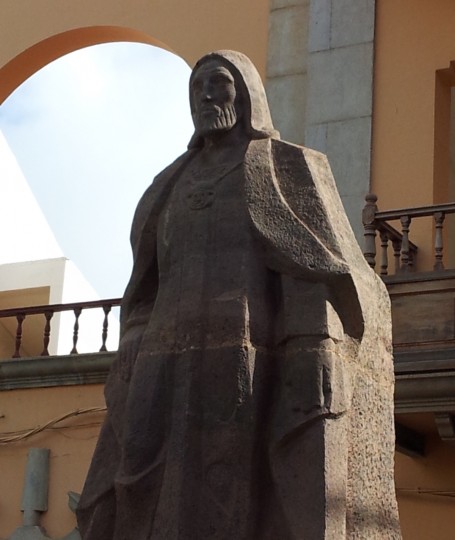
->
[77, 50, 401, 539]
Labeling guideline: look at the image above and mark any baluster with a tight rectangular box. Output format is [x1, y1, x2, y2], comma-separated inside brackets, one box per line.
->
[433, 211, 445, 270]
[100, 304, 112, 352]
[409, 249, 415, 272]
[391, 239, 401, 274]
[362, 193, 378, 269]
[13, 313, 26, 358]
[41, 311, 53, 356]
[379, 231, 389, 275]
[400, 215, 411, 272]
[70, 307, 82, 354]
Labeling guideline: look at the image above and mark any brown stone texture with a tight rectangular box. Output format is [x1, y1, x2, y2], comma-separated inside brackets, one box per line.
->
[77, 50, 401, 539]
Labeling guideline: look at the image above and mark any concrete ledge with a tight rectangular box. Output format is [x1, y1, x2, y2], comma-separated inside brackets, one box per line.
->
[394, 347, 455, 372]
[0, 352, 114, 390]
[384, 269, 455, 285]
[3, 349, 455, 418]
[386, 272, 455, 348]
[394, 347, 455, 413]
[395, 369, 455, 414]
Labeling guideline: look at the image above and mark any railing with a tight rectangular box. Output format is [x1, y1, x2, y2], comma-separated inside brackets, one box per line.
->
[362, 194, 455, 275]
[0, 298, 121, 359]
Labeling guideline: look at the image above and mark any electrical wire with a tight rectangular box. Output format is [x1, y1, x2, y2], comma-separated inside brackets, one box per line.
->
[0, 406, 106, 444]
[2, 411, 455, 500]
[396, 487, 455, 498]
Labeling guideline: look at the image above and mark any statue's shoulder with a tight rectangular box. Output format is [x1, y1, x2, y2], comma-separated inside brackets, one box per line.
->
[136, 150, 194, 218]
[270, 138, 339, 201]
[130, 150, 196, 245]
[139, 150, 195, 207]
[246, 138, 332, 207]
[270, 138, 329, 169]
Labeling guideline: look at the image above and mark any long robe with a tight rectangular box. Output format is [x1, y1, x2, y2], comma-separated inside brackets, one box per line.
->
[78, 138, 400, 539]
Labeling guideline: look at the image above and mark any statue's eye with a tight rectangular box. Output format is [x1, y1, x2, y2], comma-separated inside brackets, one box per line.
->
[191, 80, 202, 93]
[212, 74, 232, 85]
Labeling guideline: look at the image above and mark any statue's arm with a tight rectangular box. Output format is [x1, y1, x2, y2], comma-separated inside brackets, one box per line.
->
[247, 138, 365, 339]
[112, 151, 194, 383]
[271, 276, 354, 444]
[110, 184, 160, 382]
[263, 141, 363, 444]
[120, 195, 158, 329]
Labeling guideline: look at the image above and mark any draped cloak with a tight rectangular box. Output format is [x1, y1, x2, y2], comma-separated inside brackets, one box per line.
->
[78, 51, 400, 540]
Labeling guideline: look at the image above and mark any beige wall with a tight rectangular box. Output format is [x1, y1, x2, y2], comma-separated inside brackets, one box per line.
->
[0, 385, 105, 538]
[374, 7, 455, 537]
[0, 286, 50, 358]
[396, 435, 455, 540]
[373, 0, 455, 270]
[0, 0, 269, 104]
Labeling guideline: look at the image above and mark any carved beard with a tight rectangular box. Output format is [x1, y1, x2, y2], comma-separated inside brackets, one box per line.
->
[196, 103, 238, 137]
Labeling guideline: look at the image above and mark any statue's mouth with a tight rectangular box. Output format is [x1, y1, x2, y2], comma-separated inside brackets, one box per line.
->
[200, 106, 220, 116]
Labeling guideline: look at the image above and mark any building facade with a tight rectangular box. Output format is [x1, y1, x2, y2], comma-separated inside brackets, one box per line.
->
[1, 1, 454, 538]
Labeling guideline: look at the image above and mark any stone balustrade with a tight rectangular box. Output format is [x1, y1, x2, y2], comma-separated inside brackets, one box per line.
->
[362, 193, 455, 275]
[0, 298, 121, 359]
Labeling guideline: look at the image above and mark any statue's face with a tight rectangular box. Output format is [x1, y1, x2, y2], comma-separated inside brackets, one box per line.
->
[191, 60, 241, 137]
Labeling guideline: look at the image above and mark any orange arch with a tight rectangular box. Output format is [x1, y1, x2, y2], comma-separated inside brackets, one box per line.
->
[0, 26, 181, 105]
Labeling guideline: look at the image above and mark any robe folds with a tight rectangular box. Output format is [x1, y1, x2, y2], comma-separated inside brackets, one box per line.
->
[77, 138, 398, 539]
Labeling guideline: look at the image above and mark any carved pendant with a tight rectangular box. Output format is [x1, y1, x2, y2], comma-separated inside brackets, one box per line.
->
[187, 189, 215, 210]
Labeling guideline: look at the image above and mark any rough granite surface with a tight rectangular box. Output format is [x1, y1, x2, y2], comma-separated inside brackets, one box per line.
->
[77, 50, 401, 539]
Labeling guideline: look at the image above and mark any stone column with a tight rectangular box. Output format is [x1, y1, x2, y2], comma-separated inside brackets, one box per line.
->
[266, 0, 376, 241]
[266, 0, 310, 146]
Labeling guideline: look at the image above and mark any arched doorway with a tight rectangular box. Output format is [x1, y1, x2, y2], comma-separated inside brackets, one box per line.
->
[0, 37, 193, 298]
[0, 26, 181, 105]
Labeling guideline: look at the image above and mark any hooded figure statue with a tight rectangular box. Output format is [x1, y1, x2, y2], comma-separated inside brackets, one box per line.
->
[77, 50, 401, 539]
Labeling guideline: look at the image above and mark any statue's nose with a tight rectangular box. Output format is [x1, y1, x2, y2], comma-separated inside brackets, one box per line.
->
[201, 80, 214, 102]
[202, 93, 213, 103]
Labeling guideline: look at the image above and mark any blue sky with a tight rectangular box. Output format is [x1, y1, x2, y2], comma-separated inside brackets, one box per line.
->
[0, 42, 193, 298]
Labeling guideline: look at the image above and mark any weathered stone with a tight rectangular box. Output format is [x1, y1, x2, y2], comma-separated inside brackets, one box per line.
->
[305, 121, 328, 152]
[303, 3, 376, 241]
[267, 5, 309, 78]
[78, 50, 401, 539]
[339, 194, 366, 243]
[331, 0, 375, 48]
[270, 0, 309, 12]
[266, 72, 307, 144]
[326, 115, 372, 197]
[307, 43, 374, 125]
[9, 526, 51, 540]
[325, 115, 373, 241]
[308, 0, 331, 52]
